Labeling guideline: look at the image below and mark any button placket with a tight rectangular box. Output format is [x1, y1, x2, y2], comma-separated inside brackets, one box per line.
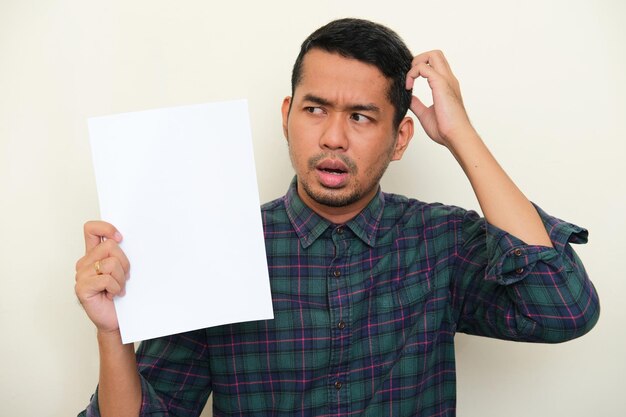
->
[327, 224, 350, 411]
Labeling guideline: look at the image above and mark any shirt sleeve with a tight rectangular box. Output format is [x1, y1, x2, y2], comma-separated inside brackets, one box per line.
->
[77, 329, 212, 417]
[453, 204, 600, 342]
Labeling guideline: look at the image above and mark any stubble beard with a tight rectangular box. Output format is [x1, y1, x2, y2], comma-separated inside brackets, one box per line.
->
[291, 148, 394, 209]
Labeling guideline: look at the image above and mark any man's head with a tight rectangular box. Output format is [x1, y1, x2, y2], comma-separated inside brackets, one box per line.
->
[291, 18, 413, 127]
[282, 19, 415, 223]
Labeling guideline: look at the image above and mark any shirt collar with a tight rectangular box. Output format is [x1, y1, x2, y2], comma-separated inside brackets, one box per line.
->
[284, 177, 384, 248]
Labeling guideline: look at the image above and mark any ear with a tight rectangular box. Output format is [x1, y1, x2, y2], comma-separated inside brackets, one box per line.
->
[281, 96, 292, 139]
[391, 116, 414, 161]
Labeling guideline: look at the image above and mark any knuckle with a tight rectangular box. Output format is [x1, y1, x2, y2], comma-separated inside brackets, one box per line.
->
[122, 257, 131, 273]
[98, 258, 109, 274]
[109, 260, 123, 279]
[102, 238, 118, 250]
[75, 254, 92, 271]
[75, 265, 91, 283]
[107, 276, 121, 292]
[75, 257, 84, 272]
[84, 220, 99, 233]
[85, 220, 115, 236]
[74, 282, 85, 300]
[114, 261, 126, 276]
[107, 254, 125, 273]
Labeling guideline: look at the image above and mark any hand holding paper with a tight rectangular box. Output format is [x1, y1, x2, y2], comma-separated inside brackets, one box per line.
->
[84, 99, 274, 344]
[75, 221, 128, 334]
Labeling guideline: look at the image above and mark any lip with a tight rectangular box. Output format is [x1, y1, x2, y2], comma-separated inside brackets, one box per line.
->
[315, 158, 350, 188]
[316, 158, 349, 173]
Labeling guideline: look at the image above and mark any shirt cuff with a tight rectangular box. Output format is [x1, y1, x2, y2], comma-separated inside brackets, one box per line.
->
[79, 377, 168, 417]
[484, 203, 588, 285]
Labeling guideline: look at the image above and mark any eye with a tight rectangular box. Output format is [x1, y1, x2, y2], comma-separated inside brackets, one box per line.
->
[350, 113, 370, 123]
[304, 106, 324, 115]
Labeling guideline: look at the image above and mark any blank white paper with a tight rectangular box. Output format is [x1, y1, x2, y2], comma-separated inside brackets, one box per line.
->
[88, 99, 274, 344]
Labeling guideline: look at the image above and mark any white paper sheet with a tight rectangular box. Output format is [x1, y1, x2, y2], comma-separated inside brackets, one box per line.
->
[88, 99, 274, 344]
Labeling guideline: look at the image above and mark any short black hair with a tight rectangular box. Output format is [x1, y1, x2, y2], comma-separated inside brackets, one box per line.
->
[291, 18, 413, 127]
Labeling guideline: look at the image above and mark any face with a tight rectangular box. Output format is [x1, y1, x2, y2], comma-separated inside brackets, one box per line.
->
[282, 49, 413, 222]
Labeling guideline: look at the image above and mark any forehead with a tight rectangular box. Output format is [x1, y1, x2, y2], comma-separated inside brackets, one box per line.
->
[295, 49, 392, 105]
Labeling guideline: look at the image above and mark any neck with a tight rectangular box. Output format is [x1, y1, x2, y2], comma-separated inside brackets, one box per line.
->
[296, 184, 379, 224]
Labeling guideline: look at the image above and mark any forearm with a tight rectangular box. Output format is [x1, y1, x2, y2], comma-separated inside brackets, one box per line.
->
[455, 206, 599, 342]
[459, 264, 599, 342]
[97, 330, 142, 417]
[448, 128, 552, 247]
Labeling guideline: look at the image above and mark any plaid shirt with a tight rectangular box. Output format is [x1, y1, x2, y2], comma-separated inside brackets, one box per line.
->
[80, 179, 599, 417]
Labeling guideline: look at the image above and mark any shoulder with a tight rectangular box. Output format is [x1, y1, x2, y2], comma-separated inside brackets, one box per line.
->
[261, 195, 285, 214]
[260, 195, 291, 233]
[381, 191, 475, 226]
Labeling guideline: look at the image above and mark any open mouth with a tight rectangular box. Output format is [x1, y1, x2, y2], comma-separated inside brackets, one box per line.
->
[319, 167, 347, 175]
[316, 159, 349, 175]
[315, 159, 350, 187]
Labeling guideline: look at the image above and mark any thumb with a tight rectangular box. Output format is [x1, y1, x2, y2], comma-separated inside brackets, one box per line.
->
[410, 95, 429, 121]
[84, 221, 123, 252]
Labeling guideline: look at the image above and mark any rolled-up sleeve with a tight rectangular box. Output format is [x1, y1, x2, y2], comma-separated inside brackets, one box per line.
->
[78, 376, 168, 417]
[77, 329, 211, 417]
[454, 204, 600, 343]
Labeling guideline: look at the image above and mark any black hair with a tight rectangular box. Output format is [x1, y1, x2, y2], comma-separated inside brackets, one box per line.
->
[291, 18, 413, 127]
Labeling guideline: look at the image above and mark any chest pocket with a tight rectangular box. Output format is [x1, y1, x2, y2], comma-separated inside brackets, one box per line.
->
[374, 271, 433, 312]
[368, 272, 440, 367]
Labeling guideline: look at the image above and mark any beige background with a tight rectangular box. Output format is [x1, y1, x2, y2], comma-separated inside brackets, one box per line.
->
[1, 0, 624, 416]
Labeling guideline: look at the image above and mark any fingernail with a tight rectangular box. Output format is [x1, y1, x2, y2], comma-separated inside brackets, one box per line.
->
[115, 232, 123, 241]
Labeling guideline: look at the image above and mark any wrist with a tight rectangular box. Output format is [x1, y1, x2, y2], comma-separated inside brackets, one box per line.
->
[443, 125, 479, 150]
[97, 328, 126, 346]
[444, 128, 483, 163]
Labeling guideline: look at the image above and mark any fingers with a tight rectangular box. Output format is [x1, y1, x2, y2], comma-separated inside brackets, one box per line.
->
[405, 50, 457, 90]
[76, 221, 130, 305]
[84, 221, 123, 252]
[405, 61, 439, 90]
[96, 257, 127, 294]
[410, 95, 429, 119]
[411, 50, 452, 75]
[76, 269, 124, 302]
[76, 237, 130, 278]
[76, 255, 128, 300]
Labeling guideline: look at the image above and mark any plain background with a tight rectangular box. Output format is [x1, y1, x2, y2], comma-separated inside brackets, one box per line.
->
[1, 0, 624, 416]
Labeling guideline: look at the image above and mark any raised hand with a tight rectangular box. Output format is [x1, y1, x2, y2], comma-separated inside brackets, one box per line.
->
[75, 221, 129, 333]
[405, 50, 475, 147]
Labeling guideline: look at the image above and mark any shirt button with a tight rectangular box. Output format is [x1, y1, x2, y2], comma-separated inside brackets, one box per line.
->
[333, 269, 341, 278]
[337, 321, 346, 330]
[513, 248, 523, 256]
[336, 227, 344, 235]
[334, 381, 343, 390]
[515, 267, 524, 274]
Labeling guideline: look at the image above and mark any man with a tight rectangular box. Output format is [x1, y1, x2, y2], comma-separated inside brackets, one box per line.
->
[76, 18, 599, 417]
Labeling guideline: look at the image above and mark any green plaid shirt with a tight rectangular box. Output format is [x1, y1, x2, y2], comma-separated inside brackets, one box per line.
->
[80, 178, 599, 417]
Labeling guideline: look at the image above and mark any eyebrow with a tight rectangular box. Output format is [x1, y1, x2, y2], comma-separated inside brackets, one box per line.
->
[302, 94, 381, 113]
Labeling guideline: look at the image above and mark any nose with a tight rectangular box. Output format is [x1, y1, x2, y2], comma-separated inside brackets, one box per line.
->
[319, 114, 348, 151]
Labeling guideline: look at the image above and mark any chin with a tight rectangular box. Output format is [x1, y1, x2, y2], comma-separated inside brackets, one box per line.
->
[305, 184, 362, 208]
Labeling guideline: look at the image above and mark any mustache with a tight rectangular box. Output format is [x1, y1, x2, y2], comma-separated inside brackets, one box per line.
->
[307, 153, 357, 173]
